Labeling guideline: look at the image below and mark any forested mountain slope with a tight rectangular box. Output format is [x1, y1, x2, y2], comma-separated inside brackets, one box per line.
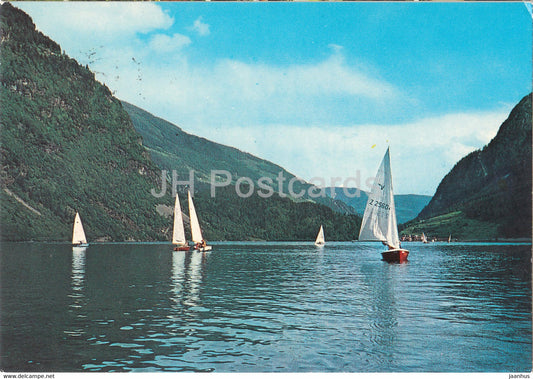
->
[405, 93, 532, 239]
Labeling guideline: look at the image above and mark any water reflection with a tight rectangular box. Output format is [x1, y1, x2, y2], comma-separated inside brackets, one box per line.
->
[186, 251, 204, 307]
[170, 251, 186, 303]
[355, 255, 402, 366]
[170, 251, 206, 308]
[70, 246, 86, 305]
[71, 246, 86, 286]
[65, 246, 87, 338]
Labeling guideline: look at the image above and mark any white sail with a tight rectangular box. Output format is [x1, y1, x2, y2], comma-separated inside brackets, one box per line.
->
[188, 191, 203, 243]
[421, 232, 428, 243]
[72, 212, 87, 245]
[315, 225, 325, 245]
[172, 195, 187, 246]
[448, 234, 451, 243]
[358, 148, 400, 249]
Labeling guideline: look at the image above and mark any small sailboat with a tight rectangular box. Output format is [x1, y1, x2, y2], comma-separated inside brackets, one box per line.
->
[72, 212, 89, 247]
[314, 225, 325, 246]
[188, 191, 212, 252]
[448, 234, 452, 243]
[358, 147, 409, 263]
[421, 232, 428, 244]
[172, 194, 190, 251]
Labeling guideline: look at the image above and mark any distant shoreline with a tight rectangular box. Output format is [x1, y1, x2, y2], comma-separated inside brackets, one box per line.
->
[1, 239, 531, 244]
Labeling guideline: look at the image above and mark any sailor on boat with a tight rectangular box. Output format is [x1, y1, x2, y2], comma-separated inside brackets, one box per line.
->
[195, 239, 207, 250]
[382, 240, 404, 250]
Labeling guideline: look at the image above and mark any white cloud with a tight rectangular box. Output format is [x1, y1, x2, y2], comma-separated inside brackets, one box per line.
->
[195, 110, 509, 195]
[19, 2, 173, 38]
[115, 54, 400, 131]
[192, 17, 210, 36]
[213, 55, 396, 99]
[17, 2, 175, 75]
[149, 33, 192, 53]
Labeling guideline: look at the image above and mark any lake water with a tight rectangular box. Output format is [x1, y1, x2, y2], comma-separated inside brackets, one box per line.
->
[0, 241, 531, 373]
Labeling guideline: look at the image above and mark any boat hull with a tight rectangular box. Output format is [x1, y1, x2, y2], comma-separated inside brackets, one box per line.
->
[173, 245, 191, 251]
[381, 249, 409, 263]
[193, 246, 212, 252]
[72, 243, 89, 247]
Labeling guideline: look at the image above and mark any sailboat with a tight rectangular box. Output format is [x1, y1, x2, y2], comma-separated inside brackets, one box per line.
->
[72, 212, 89, 247]
[188, 190, 212, 252]
[172, 194, 190, 251]
[314, 225, 325, 246]
[358, 147, 409, 263]
[421, 232, 428, 244]
[448, 234, 452, 243]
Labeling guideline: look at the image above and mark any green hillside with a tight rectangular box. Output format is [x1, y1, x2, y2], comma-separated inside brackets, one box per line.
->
[122, 101, 356, 215]
[122, 101, 290, 184]
[400, 211, 499, 241]
[190, 184, 360, 241]
[122, 97, 362, 242]
[404, 93, 532, 240]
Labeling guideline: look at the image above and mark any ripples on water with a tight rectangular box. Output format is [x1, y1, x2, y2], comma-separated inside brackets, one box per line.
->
[0, 242, 531, 372]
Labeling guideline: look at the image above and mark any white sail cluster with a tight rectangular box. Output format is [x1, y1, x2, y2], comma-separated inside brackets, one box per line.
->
[71, 149, 404, 254]
[172, 190, 211, 251]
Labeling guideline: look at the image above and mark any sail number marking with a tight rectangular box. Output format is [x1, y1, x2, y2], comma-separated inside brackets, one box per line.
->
[368, 199, 390, 210]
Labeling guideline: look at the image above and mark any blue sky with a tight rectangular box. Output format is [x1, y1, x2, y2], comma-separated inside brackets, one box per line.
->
[17, 2, 532, 195]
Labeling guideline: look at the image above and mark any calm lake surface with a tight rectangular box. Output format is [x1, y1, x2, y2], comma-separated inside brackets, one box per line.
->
[1, 241, 531, 373]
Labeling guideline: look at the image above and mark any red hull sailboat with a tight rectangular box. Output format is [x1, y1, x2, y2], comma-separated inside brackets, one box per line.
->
[381, 248, 409, 263]
[358, 147, 409, 263]
[173, 245, 191, 252]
